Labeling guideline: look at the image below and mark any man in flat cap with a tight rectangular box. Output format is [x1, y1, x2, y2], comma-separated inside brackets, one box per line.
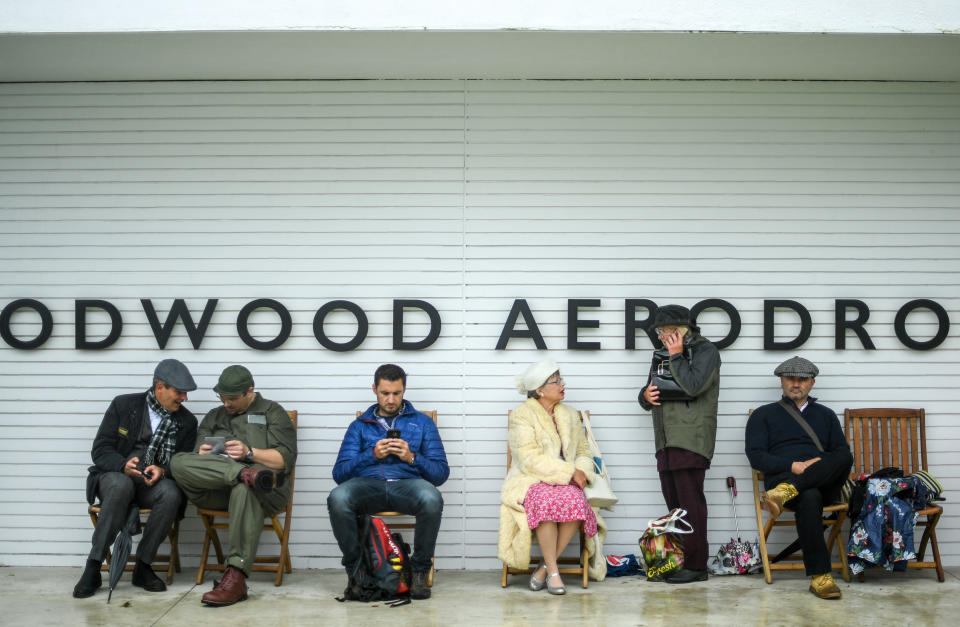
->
[74, 359, 198, 599]
[745, 356, 853, 599]
[171, 365, 296, 607]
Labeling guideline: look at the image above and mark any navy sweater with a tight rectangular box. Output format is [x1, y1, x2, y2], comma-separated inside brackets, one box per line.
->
[745, 397, 849, 478]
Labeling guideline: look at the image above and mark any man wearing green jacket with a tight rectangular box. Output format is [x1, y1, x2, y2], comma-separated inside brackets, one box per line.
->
[639, 304, 721, 584]
[171, 365, 296, 606]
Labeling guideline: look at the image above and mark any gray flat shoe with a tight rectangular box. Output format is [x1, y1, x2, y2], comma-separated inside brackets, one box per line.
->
[546, 572, 566, 595]
[529, 563, 547, 591]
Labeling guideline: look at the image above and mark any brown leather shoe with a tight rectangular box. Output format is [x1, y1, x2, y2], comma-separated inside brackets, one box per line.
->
[238, 467, 280, 492]
[201, 565, 248, 606]
[809, 572, 842, 599]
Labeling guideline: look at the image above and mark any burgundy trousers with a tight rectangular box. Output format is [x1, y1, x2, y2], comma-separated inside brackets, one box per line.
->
[658, 468, 708, 571]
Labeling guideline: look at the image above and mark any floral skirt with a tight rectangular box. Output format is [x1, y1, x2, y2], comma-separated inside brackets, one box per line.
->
[523, 482, 598, 536]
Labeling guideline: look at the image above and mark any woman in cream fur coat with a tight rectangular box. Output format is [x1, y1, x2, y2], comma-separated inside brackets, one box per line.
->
[498, 360, 607, 593]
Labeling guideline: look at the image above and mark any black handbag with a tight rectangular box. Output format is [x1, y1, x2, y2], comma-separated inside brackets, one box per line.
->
[649, 348, 693, 402]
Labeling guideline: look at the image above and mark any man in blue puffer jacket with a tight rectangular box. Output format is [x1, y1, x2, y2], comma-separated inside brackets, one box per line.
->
[328, 364, 449, 599]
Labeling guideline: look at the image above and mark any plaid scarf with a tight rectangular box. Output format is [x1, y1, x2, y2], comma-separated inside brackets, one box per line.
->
[143, 389, 180, 468]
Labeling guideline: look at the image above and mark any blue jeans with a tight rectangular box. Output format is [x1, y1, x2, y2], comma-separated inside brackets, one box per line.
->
[328, 477, 443, 573]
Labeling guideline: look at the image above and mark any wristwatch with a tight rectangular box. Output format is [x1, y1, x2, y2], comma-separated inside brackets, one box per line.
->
[408, 452, 416, 466]
[245, 448, 254, 462]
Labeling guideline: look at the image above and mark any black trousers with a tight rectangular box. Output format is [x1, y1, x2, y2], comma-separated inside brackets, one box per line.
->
[89, 472, 182, 564]
[765, 449, 854, 575]
[658, 468, 708, 571]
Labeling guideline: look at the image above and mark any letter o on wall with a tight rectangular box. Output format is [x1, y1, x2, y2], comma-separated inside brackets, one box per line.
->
[313, 300, 368, 352]
[894, 299, 950, 350]
[0, 299, 53, 349]
[690, 298, 741, 349]
[237, 299, 292, 350]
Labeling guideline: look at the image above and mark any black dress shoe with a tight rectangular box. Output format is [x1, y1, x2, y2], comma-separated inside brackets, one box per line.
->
[664, 568, 708, 584]
[132, 560, 167, 592]
[73, 559, 103, 598]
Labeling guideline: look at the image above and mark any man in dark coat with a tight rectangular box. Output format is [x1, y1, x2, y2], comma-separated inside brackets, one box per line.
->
[73, 359, 198, 598]
[745, 356, 853, 600]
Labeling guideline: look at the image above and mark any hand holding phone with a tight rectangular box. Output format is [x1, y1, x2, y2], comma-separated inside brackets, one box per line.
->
[204, 436, 227, 455]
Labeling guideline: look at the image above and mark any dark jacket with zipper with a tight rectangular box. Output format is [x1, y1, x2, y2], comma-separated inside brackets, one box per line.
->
[332, 400, 449, 486]
[639, 332, 721, 460]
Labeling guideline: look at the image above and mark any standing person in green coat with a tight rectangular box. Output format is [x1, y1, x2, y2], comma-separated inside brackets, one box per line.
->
[639, 304, 721, 584]
[171, 365, 297, 606]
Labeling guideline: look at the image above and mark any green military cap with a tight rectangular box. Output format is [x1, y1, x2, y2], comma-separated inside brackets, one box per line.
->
[213, 364, 254, 395]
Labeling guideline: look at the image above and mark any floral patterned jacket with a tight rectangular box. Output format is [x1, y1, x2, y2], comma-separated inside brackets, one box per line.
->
[847, 476, 921, 575]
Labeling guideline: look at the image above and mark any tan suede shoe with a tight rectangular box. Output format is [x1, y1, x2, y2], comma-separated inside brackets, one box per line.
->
[809, 573, 842, 599]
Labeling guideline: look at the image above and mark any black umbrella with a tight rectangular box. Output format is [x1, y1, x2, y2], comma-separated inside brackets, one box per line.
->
[107, 505, 140, 604]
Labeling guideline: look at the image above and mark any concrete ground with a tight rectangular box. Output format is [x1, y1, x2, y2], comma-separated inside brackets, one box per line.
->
[2, 566, 957, 626]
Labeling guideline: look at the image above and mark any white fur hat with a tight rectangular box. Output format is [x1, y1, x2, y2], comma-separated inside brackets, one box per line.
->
[515, 359, 560, 395]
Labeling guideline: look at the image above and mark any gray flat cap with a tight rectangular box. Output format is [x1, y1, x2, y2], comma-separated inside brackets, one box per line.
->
[774, 356, 819, 378]
[154, 358, 197, 391]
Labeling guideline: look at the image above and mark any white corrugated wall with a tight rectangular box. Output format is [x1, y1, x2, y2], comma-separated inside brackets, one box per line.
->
[1, 79, 958, 570]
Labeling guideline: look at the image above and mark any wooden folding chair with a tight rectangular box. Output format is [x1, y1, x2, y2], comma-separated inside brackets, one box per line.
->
[500, 410, 590, 589]
[751, 469, 850, 584]
[844, 407, 944, 582]
[195, 410, 297, 586]
[356, 409, 438, 586]
[87, 505, 181, 584]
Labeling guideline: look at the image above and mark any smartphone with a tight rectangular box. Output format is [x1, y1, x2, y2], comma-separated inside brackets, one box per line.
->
[386, 429, 401, 439]
[204, 436, 227, 455]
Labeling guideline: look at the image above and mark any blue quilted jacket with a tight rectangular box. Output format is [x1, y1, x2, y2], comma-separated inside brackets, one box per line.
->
[332, 400, 449, 486]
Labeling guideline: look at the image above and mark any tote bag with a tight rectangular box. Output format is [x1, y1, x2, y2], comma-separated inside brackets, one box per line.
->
[580, 411, 618, 511]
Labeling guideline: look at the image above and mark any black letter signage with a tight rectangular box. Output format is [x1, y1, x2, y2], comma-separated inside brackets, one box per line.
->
[567, 299, 601, 350]
[237, 299, 292, 350]
[496, 299, 547, 350]
[1, 299, 53, 349]
[894, 299, 950, 350]
[763, 299, 811, 350]
[835, 299, 875, 350]
[75, 299, 123, 350]
[314, 300, 368, 352]
[625, 299, 657, 349]
[691, 299, 741, 349]
[393, 299, 441, 350]
[141, 299, 217, 349]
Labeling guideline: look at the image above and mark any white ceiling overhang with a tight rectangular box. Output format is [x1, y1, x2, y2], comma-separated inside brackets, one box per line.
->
[1, 30, 959, 82]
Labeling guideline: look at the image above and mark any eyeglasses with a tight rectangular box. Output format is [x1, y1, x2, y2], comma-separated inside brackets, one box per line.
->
[655, 326, 679, 335]
[545, 377, 564, 386]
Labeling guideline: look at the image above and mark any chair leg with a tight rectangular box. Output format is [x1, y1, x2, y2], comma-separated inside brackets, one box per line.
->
[580, 527, 589, 588]
[928, 520, 945, 582]
[165, 519, 179, 585]
[197, 514, 217, 585]
[754, 494, 773, 584]
[826, 512, 850, 583]
[501, 563, 508, 587]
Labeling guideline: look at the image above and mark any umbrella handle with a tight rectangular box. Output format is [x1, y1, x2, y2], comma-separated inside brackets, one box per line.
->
[726, 476, 741, 536]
